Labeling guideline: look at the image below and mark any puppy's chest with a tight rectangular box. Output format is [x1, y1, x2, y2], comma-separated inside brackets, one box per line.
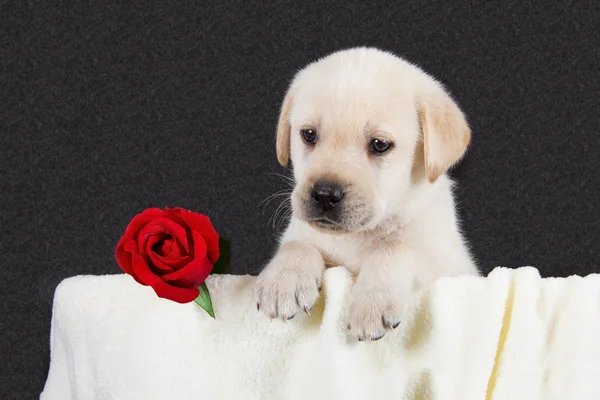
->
[314, 235, 374, 274]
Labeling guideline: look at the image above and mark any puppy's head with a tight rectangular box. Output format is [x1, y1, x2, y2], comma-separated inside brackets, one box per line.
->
[276, 48, 471, 233]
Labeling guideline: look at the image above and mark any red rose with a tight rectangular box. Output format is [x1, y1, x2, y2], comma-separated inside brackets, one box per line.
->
[115, 207, 220, 303]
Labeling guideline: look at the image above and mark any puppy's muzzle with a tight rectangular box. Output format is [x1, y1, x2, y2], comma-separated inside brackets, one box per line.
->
[310, 181, 344, 212]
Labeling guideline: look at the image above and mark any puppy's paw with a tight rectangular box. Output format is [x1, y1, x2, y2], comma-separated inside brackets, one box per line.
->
[347, 284, 405, 341]
[254, 241, 324, 320]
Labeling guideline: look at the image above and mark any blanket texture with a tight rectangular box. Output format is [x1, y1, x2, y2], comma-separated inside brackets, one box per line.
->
[40, 267, 600, 400]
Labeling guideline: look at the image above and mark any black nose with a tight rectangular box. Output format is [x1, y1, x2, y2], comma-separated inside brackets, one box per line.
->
[311, 182, 344, 212]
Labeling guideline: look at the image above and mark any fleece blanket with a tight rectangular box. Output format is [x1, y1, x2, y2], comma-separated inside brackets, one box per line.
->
[40, 266, 600, 400]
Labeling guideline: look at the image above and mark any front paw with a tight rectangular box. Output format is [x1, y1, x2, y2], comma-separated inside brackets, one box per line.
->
[347, 285, 405, 341]
[254, 242, 324, 320]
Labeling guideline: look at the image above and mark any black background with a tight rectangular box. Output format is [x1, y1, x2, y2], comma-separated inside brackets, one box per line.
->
[1, 1, 599, 398]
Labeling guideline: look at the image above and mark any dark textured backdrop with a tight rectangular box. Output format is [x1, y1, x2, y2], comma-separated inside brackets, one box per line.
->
[1, 0, 599, 398]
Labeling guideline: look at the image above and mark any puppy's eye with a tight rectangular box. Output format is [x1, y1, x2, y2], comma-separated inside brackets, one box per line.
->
[370, 138, 392, 154]
[301, 129, 318, 145]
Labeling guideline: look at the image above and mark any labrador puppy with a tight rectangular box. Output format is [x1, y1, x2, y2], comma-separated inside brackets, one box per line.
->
[255, 47, 479, 341]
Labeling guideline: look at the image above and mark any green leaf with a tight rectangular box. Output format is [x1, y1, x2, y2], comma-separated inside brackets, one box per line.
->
[194, 281, 215, 319]
[211, 237, 230, 275]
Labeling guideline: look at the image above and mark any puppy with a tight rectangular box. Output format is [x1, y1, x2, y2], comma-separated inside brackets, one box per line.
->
[255, 47, 479, 341]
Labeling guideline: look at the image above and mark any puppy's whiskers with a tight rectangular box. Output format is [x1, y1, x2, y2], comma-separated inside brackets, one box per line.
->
[269, 197, 292, 233]
[276, 205, 293, 232]
[260, 172, 296, 234]
[263, 172, 296, 188]
[258, 189, 293, 214]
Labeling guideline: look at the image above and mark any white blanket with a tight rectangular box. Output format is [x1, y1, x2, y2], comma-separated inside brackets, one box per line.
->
[40, 266, 600, 400]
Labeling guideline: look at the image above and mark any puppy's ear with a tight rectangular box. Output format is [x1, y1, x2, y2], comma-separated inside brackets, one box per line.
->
[418, 84, 471, 183]
[276, 89, 294, 166]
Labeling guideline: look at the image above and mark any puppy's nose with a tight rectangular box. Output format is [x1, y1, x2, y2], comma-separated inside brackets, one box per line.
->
[311, 182, 344, 212]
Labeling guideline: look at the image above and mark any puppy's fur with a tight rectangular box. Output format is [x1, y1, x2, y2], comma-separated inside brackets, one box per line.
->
[255, 47, 479, 341]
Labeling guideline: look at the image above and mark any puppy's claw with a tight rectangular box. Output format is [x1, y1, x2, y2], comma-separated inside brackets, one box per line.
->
[256, 303, 260, 311]
[383, 317, 401, 330]
[287, 314, 296, 320]
[371, 334, 385, 341]
[346, 323, 351, 330]
[303, 305, 312, 316]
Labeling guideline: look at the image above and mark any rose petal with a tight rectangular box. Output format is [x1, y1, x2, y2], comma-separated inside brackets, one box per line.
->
[139, 218, 191, 254]
[115, 208, 166, 265]
[156, 238, 173, 257]
[119, 239, 147, 286]
[168, 239, 186, 258]
[147, 246, 192, 272]
[161, 231, 212, 287]
[145, 237, 175, 273]
[138, 232, 167, 265]
[165, 207, 189, 227]
[164, 208, 194, 249]
[151, 252, 192, 270]
[177, 210, 220, 263]
[147, 234, 172, 258]
[160, 234, 207, 281]
[163, 257, 213, 289]
[171, 257, 213, 289]
[116, 208, 167, 245]
[115, 238, 136, 276]
[130, 250, 199, 303]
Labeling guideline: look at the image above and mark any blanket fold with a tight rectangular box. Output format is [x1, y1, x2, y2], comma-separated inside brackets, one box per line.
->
[40, 267, 600, 400]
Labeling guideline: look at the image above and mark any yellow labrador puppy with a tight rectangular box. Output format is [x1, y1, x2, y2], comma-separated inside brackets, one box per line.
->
[255, 47, 479, 341]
